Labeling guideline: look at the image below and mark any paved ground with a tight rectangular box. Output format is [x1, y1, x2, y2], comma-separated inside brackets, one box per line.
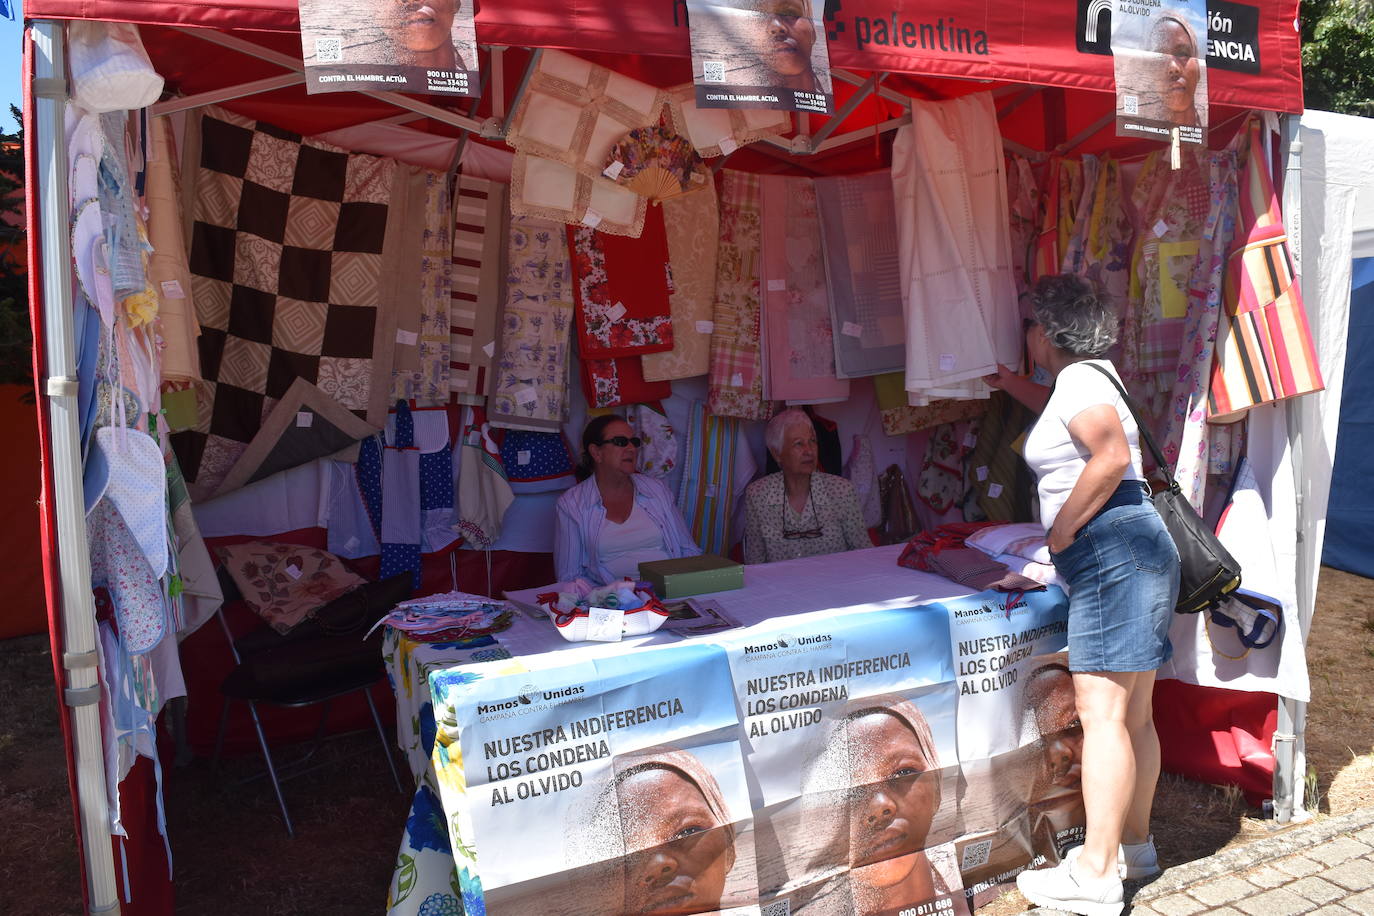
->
[1030, 806, 1374, 915]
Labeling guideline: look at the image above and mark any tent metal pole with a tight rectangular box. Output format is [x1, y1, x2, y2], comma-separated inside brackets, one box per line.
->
[30, 20, 122, 913]
[1274, 111, 1310, 825]
[149, 72, 306, 116]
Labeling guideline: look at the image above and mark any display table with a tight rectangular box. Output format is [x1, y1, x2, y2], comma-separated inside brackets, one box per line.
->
[384, 545, 1072, 916]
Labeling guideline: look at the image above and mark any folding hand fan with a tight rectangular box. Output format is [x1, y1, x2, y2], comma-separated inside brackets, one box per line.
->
[603, 125, 709, 204]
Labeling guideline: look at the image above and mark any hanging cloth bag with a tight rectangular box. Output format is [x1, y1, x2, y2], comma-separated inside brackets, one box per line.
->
[1086, 364, 1242, 613]
[68, 21, 165, 114]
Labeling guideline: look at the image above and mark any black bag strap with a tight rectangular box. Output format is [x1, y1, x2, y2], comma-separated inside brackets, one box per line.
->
[1081, 362, 1178, 490]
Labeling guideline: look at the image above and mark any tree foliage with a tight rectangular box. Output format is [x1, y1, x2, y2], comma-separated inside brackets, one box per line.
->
[0, 103, 31, 388]
[1301, 0, 1374, 115]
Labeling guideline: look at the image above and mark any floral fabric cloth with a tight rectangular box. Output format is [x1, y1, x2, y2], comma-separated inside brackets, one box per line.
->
[642, 182, 720, 382]
[578, 350, 671, 409]
[394, 170, 453, 405]
[628, 403, 677, 479]
[872, 372, 990, 437]
[760, 175, 849, 403]
[489, 216, 574, 431]
[214, 541, 367, 634]
[708, 171, 773, 421]
[568, 207, 674, 360]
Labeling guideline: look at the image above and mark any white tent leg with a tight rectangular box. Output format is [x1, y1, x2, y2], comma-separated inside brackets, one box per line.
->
[1273, 112, 1310, 825]
[30, 20, 122, 912]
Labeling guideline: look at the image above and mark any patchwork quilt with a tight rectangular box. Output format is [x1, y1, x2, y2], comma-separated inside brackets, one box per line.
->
[173, 106, 405, 499]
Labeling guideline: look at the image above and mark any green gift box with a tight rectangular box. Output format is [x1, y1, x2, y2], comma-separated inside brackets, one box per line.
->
[638, 554, 744, 599]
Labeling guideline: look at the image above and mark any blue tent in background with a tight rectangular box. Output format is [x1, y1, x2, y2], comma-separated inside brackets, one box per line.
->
[1323, 257, 1374, 577]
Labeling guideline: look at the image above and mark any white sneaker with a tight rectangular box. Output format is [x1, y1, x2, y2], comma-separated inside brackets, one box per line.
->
[1017, 846, 1124, 916]
[1119, 835, 1161, 880]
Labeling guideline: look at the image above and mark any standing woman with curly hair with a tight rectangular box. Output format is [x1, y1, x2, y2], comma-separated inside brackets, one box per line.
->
[987, 275, 1179, 916]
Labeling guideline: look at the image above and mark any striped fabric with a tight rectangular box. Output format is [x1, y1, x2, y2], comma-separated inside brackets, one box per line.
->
[449, 175, 507, 401]
[707, 171, 773, 421]
[676, 400, 742, 557]
[1208, 120, 1324, 422]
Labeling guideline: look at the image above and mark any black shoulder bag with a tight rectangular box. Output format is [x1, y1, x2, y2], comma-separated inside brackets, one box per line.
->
[1085, 363, 1242, 613]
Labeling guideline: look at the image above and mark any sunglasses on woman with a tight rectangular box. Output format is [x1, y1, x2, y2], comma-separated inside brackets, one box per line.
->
[599, 435, 642, 448]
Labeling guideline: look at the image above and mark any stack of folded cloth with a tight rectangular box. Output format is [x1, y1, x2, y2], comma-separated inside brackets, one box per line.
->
[963, 522, 1064, 589]
[897, 521, 1046, 593]
[367, 591, 516, 643]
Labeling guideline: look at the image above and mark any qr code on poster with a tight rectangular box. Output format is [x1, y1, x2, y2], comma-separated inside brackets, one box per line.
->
[315, 37, 343, 63]
[761, 901, 791, 916]
[1123, 94, 1140, 116]
[702, 60, 726, 83]
[961, 839, 993, 871]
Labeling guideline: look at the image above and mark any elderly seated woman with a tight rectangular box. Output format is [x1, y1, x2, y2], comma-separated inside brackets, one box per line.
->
[742, 408, 870, 564]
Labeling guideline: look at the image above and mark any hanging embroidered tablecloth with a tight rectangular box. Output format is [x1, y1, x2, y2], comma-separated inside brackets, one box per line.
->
[663, 83, 790, 158]
[449, 175, 507, 401]
[873, 372, 989, 437]
[813, 170, 906, 380]
[568, 206, 674, 360]
[759, 175, 849, 403]
[1006, 154, 1039, 320]
[392, 169, 452, 405]
[707, 170, 772, 421]
[175, 106, 403, 498]
[488, 216, 574, 431]
[643, 182, 720, 382]
[891, 93, 1018, 400]
[146, 115, 200, 384]
[505, 49, 662, 238]
[579, 352, 672, 409]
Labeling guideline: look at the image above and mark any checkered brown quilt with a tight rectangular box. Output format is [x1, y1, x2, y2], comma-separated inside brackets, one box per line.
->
[172, 107, 402, 498]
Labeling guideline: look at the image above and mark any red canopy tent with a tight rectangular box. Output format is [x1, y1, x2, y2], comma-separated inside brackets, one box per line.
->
[21, 2, 1306, 913]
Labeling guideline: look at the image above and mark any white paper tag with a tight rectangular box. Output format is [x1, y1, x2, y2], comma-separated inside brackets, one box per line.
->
[718, 136, 738, 156]
[939, 353, 957, 372]
[695, 320, 715, 335]
[976, 465, 989, 482]
[396, 328, 419, 346]
[690, 170, 707, 183]
[963, 431, 977, 448]
[730, 372, 744, 388]
[482, 340, 496, 358]
[585, 606, 624, 642]
[582, 208, 603, 228]
[988, 482, 1004, 498]
[284, 563, 302, 580]
[517, 450, 531, 466]
[607, 301, 628, 322]
[706, 483, 719, 498]
[767, 278, 786, 292]
[159, 279, 185, 299]
[344, 536, 360, 552]
[1153, 219, 1170, 238]
[602, 160, 625, 180]
[841, 321, 863, 338]
[295, 411, 313, 428]
[516, 387, 537, 406]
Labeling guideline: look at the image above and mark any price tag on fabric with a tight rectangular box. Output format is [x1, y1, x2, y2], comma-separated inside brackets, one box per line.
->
[396, 328, 419, 346]
[602, 160, 625, 180]
[585, 606, 624, 642]
[1153, 219, 1170, 238]
[718, 136, 738, 155]
[159, 279, 185, 299]
[344, 536, 360, 552]
[690, 171, 707, 184]
[841, 322, 863, 338]
[730, 373, 744, 388]
[767, 278, 786, 292]
[987, 482, 1004, 498]
[516, 387, 537, 406]
[695, 320, 715, 335]
[963, 431, 977, 448]
[582, 209, 603, 228]
[482, 341, 495, 358]
[284, 564, 302, 580]
[706, 483, 719, 497]
[296, 411, 313, 428]
[517, 450, 531, 465]
[939, 354, 957, 372]
[607, 302, 628, 321]
[976, 465, 989, 482]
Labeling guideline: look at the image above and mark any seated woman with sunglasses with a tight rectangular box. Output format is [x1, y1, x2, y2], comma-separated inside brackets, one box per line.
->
[554, 414, 702, 585]
[742, 408, 870, 565]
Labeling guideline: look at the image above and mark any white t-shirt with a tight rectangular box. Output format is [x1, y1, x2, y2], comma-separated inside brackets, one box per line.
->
[597, 503, 668, 581]
[1023, 359, 1145, 532]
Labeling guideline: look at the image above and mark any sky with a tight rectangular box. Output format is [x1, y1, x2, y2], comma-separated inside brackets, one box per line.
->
[2, 0, 22, 122]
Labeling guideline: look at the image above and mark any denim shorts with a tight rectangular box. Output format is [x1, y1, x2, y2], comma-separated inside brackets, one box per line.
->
[1049, 481, 1179, 672]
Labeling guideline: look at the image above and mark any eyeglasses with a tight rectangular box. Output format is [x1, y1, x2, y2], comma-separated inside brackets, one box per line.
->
[781, 478, 823, 539]
[599, 436, 642, 448]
